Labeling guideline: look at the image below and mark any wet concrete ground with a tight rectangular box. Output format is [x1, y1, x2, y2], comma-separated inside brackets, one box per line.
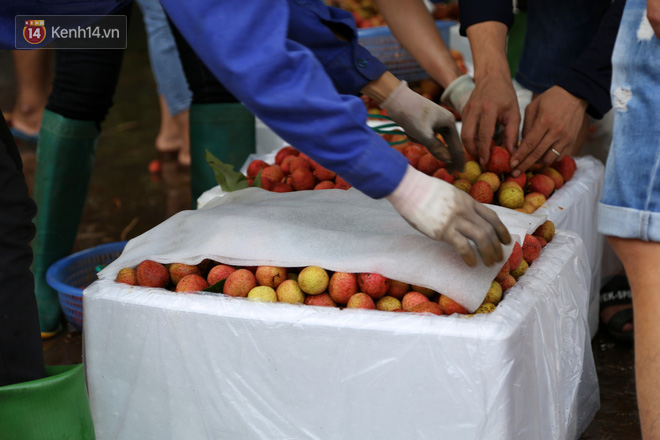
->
[3, 9, 641, 439]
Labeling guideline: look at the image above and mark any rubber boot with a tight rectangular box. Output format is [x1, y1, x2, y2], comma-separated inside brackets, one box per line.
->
[0, 364, 95, 439]
[31, 109, 99, 337]
[189, 103, 255, 205]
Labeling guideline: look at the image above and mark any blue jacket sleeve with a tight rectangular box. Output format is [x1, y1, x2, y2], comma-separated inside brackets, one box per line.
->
[555, 0, 626, 119]
[160, 0, 407, 198]
[457, 0, 514, 36]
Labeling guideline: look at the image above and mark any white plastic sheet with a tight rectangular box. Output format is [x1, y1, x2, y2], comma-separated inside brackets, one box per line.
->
[100, 187, 544, 312]
[84, 230, 597, 440]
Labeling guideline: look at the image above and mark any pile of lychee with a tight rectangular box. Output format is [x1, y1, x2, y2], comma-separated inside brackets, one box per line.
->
[245, 147, 352, 193]
[384, 136, 578, 214]
[114, 220, 556, 317]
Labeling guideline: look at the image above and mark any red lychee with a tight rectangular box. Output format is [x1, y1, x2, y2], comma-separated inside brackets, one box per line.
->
[207, 264, 236, 286]
[115, 267, 137, 286]
[551, 155, 577, 182]
[313, 165, 336, 182]
[522, 234, 542, 264]
[290, 168, 317, 191]
[508, 242, 523, 271]
[533, 220, 556, 243]
[402, 291, 430, 311]
[304, 293, 337, 307]
[499, 274, 517, 291]
[223, 269, 257, 297]
[136, 260, 170, 288]
[255, 266, 287, 288]
[417, 153, 443, 175]
[539, 167, 564, 190]
[261, 165, 285, 183]
[433, 168, 455, 184]
[169, 263, 202, 285]
[175, 274, 209, 293]
[438, 294, 468, 315]
[357, 273, 390, 300]
[469, 180, 494, 204]
[275, 146, 299, 165]
[386, 279, 411, 300]
[314, 180, 335, 190]
[247, 160, 269, 179]
[411, 302, 443, 315]
[486, 146, 512, 174]
[346, 292, 376, 309]
[328, 272, 358, 305]
[528, 174, 555, 198]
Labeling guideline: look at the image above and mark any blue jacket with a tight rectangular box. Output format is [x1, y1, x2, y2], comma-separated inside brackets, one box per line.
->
[160, 0, 408, 198]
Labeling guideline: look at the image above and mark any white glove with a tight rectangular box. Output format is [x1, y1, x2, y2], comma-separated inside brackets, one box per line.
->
[440, 74, 475, 116]
[380, 81, 465, 173]
[387, 165, 511, 267]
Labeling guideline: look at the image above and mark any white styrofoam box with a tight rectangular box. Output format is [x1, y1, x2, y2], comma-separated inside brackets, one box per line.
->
[84, 231, 596, 440]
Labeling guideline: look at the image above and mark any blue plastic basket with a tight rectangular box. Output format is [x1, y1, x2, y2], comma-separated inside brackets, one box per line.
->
[358, 20, 456, 82]
[46, 241, 128, 331]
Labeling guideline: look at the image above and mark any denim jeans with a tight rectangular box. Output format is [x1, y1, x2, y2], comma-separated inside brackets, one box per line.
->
[136, 0, 192, 116]
[516, 0, 609, 94]
[598, 0, 660, 241]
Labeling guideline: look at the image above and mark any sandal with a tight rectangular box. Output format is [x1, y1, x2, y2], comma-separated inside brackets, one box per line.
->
[600, 275, 634, 344]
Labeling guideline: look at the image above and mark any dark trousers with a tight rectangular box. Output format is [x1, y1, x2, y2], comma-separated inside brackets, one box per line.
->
[0, 112, 46, 386]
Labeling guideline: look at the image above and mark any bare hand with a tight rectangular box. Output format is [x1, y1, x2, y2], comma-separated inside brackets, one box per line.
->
[510, 86, 587, 176]
[461, 73, 520, 168]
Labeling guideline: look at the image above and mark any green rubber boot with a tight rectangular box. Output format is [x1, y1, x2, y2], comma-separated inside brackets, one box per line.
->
[31, 110, 99, 337]
[0, 364, 95, 440]
[189, 103, 256, 205]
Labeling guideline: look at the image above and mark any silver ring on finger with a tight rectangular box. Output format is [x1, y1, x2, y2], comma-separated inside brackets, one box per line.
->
[550, 147, 561, 156]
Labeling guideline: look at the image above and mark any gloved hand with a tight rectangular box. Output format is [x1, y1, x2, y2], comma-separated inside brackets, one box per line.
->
[440, 74, 475, 116]
[386, 165, 511, 267]
[380, 81, 465, 173]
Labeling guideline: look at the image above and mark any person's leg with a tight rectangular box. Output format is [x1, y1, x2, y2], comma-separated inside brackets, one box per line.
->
[0, 112, 45, 386]
[608, 238, 660, 438]
[598, 1, 660, 435]
[136, 0, 192, 166]
[9, 50, 52, 141]
[33, 5, 132, 336]
[168, 20, 255, 204]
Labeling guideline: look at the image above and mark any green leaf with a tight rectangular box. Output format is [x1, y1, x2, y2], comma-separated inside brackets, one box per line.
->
[203, 278, 226, 293]
[252, 169, 263, 189]
[205, 149, 250, 192]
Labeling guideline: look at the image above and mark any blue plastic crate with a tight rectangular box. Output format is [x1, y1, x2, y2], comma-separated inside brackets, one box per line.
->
[46, 241, 127, 331]
[358, 20, 456, 82]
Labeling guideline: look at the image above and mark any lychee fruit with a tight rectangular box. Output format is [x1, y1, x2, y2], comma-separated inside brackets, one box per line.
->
[314, 180, 335, 190]
[475, 303, 496, 314]
[438, 294, 468, 315]
[539, 166, 564, 190]
[136, 260, 170, 288]
[346, 292, 376, 309]
[528, 174, 555, 199]
[433, 168, 455, 184]
[497, 181, 524, 209]
[477, 172, 501, 192]
[255, 266, 287, 289]
[417, 153, 443, 175]
[402, 291, 430, 311]
[504, 173, 527, 189]
[288, 156, 313, 174]
[524, 192, 547, 209]
[499, 274, 517, 291]
[386, 279, 411, 300]
[247, 160, 269, 179]
[275, 146, 299, 165]
[334, 176, 351, 190]
[486, 146, 512, 174]
[261, 165, 285, 183]
[483, 281, 503, 305]
[376, 296, 403, 311]
[458, 160, 482, 184]
[495, 261, 510, 282]
[411, 285, 436, 298]
[453, 179, 472, 193]
[175, 274, 209, 293]
[533, 220, 556, 243]
[508, 241, 523, 271]
[522, 234, 542, 264]
[291, 168, 317, 191]
[411, 302, 443, 315]
[511, 259, 529, 279]
[537, 236, 548, 247]
[223, 268, 257, 297]
[272, 182, 294, 192]
[115, 267, 137, 286]
[247, 286, 278, 302]
[328, 272, 358, 305]
[280, 155, 298, 174]
[207, 264, 236, 286]
[169, 263, 202, 285]
[304, 293, 337, 307]
[357, 273, 390, 300]
[298, 266, 329, 295]
[551, 155, 577, 182]
[276, 279, 305, 304]
[469, 180, 494, 204]
[313, 165, 336, 182]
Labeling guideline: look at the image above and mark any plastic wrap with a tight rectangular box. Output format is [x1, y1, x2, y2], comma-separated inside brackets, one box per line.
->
[99, 188, 544, 312]
[84, 230, 597, 440]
